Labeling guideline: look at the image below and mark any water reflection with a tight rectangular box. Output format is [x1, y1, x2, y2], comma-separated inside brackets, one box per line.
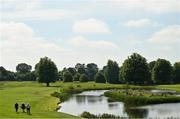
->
[124, 106, 148, 118]
[58, 90, 180, 118]
[75, 95, 86, 105]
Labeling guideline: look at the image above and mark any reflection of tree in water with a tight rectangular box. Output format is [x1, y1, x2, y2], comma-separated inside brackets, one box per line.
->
[87, 96, 103, 104]
[124, 104, 148, 118]
[108, 103, 119, 109]
[75, 95, 86, 104]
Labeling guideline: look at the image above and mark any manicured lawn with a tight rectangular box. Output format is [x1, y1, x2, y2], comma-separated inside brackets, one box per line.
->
[0, 81, 180, 118]
[0, 81, 78, 118]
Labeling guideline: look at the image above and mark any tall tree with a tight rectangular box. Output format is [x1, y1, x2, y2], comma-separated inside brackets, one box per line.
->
[95, 71, 106, 83]
[0, 66, 8, 81]
[172, 62, 180, 84]
[86, 63, 98, 81]
[75, 63, 86, 74]
[79, 74, 89, 82]
[152, 59, 172, 84]
[0, 67, 16, 81]
[63, 71, 73, 82]
[104, 60, 119, 84]
[148, 61, 156, 72]
[120, 53, 150, 85]
[67, 67, 77, 76]
[16, 63, 32, 73]
[73, 73, 81, 81]
[35, 57, 59, 87]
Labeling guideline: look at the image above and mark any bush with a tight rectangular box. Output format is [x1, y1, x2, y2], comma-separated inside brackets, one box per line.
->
[80, 111, 123, 118]
[80, 111, 96, 118]
[79, 74, 88, 82]
[63, 71, 73, 82]
[73, 73, 81, 81]
[95, 71, 106, 83]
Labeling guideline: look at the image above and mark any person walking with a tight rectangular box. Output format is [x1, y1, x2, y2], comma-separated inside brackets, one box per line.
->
[21, 103, 26, 112]
[26, 103, 31, 115]
[14, 103, 19, 113]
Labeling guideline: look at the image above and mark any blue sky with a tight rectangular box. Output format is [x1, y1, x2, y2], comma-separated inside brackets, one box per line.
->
[0, 0, 180, 71]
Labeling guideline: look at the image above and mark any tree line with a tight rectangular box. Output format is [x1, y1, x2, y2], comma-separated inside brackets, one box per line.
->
[0, 53, 180, 86]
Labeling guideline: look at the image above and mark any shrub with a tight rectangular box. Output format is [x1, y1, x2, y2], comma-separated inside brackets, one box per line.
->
[63, 71, 73, 82]
[80, 111, 123, 118]
[95, 71, 106, 83]
[80, 111, 96, 118]
[79, 74, 88, 82]
[73, 73, 81, 81]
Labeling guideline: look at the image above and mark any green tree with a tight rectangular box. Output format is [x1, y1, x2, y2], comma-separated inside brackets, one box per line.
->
[120, 53, 150, 85]
[63, 71, 73, 82]
[0, 66, 9, 81]
[73, 73, 81, 81]
[80, 74, 88, 82]
[95, 71, 106, 83]
[16, 63, 32, 73]
[104, 60, 119, 84]
[75, 63, 86, 74]
[148, 61, 156, 72]
[35, 57, 59, 86]
[172, 62, 180, 84]
[67, 67, 77, 76]
[86, 63, 98, 81]
[58, 71, 63, 81]
[152, 59, 172, 84]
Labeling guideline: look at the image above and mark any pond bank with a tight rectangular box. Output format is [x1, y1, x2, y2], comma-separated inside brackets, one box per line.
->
[104, 89, 180, 106]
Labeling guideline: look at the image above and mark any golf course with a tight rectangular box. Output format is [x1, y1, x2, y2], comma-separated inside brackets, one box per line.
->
[1, 81, 180, 118]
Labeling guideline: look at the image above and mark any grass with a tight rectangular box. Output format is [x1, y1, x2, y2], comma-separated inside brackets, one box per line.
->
[0, 81, 180, 118]
[104, 89, 180, 106]
[0, 81, 78, 118]
[157, 84, 180, 92]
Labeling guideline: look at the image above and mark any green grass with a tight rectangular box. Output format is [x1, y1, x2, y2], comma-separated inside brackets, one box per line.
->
[0, 81, 78, 118]
[1, 81, 180, 118]
[104, 89, 180, 106]
[157, 84, 180, 92]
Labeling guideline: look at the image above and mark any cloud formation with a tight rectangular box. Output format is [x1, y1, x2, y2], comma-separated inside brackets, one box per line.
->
[123, 18, 161, 28]
[0, 22, 64, 70]
[69, 36, 118, 49]
[72, 18, 111, 34]
[148, 25, 180, 45]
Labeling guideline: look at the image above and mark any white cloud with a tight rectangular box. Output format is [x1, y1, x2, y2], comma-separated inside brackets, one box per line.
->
[72, 18, 111, 34]
[0, 22, 118, 71]
[2, 9, 79, 21]
[148, 25, 180, 45]
[111, 0, 180, 14]
[0, 22, 64, 70]
[123, 18, 161, 28]
[1, 0, 79, 21]
[69, 36, 118, 49]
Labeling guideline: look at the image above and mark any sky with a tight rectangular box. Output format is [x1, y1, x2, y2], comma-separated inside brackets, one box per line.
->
[0, 0, 180, 71]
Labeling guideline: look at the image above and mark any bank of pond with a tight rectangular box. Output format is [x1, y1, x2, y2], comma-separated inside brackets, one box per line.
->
[51, 87, 180, 118]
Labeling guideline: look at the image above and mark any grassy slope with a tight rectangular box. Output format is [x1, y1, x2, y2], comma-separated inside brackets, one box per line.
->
[0, 81, 78, 118]
[0, 81, 180, 118]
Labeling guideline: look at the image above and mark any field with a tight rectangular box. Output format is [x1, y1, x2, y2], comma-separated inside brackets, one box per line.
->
[0, 81, 180, 118]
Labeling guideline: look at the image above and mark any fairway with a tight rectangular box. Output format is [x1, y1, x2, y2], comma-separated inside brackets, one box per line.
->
[0, 81, 78, 118]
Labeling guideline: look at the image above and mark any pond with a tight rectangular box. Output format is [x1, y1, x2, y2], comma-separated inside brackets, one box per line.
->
[58, 90, 180, 118]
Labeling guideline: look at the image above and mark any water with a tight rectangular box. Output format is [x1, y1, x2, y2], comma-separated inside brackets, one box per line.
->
[151, 89, 176, 93]
[58, 90, 180, 118]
